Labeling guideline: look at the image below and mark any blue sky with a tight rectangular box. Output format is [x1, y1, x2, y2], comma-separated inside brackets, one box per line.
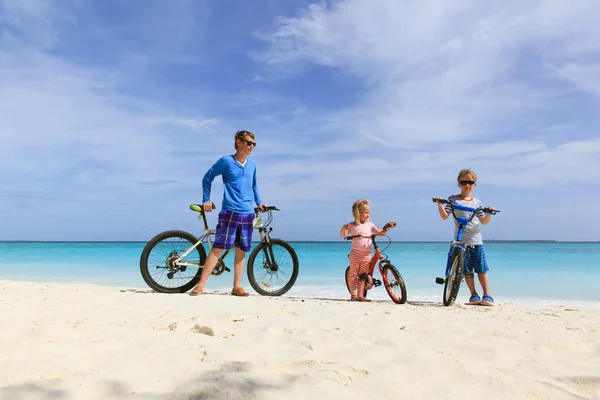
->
[1, 0, 599, 242]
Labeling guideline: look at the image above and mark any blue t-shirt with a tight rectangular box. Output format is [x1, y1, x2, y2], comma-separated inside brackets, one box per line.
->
[202, 155, 263, 214]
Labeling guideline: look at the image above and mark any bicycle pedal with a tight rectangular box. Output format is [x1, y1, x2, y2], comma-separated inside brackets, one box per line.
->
[373, 279, 382, 287]
[435, 277, 445, 285]
[224, 267, 231, 272]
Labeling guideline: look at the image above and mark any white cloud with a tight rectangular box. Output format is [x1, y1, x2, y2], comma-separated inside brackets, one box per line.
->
[252, 0, 600, 190]
[552, 63, 600, 98]
[0, 0, 221, 207]
[1, 0, 599, 241]
[146, 117, 221, 131]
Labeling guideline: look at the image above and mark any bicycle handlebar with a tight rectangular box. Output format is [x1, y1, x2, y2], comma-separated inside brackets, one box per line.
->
[432, 198, 500, 215]
[344, 235, 370, 240]
[254, 206, 279, 213]
[343, 222, 396, 241]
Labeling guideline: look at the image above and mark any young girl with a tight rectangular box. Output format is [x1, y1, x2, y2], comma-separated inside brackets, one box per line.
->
[340, 199, 395, 302]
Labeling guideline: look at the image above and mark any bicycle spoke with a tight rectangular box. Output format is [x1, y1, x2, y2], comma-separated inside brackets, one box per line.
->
[249, 241, 297, 294]
[140, 231, 204, 293]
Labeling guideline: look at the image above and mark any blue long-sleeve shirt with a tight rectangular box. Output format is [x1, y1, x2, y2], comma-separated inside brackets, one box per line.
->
[202, 155, 263, 214]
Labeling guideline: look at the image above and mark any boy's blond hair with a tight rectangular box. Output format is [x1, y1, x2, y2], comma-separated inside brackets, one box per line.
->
[457, 168, 477, 182]
[234, 130, 255, 150]
[351, 199, 369, 224]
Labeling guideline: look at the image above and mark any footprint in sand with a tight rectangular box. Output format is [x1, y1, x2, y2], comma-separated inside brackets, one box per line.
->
[261, 360, 369, 383]
[555, 376, 600, 398]
[192, 324, 214, 336]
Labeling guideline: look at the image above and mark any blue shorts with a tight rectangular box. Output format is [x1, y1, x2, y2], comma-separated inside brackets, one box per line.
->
[464, 245, 489, 275]
[213, 210, 254, 252]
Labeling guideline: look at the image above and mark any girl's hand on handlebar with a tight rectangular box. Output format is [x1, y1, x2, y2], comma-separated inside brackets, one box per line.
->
[432, 196, 444, 203]
[382, 221, 396, 231]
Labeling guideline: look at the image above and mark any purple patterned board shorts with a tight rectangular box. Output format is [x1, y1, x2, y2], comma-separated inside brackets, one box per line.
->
[213, 210, 254, 252]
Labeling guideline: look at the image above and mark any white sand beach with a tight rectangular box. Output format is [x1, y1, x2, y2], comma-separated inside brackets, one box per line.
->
[1, 280, 599, 400]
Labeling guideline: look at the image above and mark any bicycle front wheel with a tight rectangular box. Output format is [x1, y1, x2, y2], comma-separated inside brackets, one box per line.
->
[140, 230, 206, 293]
[382, 263, 407, 304]
[247, 238, 299, 296]
[443, 248, 464, 306]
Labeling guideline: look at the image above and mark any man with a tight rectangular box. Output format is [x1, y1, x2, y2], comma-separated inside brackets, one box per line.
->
[189, 130, 266, 296]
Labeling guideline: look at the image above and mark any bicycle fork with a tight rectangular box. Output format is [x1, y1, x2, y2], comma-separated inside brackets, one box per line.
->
[435, 242, 464, 285]
[257, 228, 279, 272]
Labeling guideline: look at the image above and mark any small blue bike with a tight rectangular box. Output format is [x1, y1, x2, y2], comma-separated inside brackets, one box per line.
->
[432, 198, 500, 306]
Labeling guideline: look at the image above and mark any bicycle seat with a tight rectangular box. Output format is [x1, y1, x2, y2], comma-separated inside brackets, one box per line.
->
[189, 204, 205, 214]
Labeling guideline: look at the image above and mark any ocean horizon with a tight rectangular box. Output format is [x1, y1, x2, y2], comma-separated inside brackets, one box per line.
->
[1, 241, 598, 305]
[2, 240, 599, 243]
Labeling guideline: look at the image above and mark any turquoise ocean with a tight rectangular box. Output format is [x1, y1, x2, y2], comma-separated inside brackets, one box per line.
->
[1, 241, 598, 304]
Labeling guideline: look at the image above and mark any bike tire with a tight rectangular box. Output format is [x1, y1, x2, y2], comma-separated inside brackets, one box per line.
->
[382, 263, 407, 304]
[140, 230, 206, 293]
[345, 266, 367, 298]
[247, 238, 299, 296]
[443, 248, 464, 306]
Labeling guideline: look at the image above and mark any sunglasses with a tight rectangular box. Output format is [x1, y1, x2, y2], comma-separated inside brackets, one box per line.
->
[239, 139, 257, 147]
[459, 180, 476, 186]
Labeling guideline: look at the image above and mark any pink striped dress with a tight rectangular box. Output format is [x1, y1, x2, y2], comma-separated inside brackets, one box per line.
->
[347, 221, 375, 299]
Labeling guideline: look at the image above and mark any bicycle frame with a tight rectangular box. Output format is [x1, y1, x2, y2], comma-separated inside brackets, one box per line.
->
[366, 236, 389, 287]
[345, 233, 391, 289]
[438, 200, 498, 278]
[174, 205, 279, 271]
[172, 205, 233, 270]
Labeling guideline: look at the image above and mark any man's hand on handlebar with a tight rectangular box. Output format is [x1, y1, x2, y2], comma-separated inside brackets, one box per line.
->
[203, 202, 216, 212]
[254, 205, 279, 213]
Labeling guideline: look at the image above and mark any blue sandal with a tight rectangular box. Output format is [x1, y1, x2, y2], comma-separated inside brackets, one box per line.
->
[468, 294, 481, 304]
[480, 294, 494, 306]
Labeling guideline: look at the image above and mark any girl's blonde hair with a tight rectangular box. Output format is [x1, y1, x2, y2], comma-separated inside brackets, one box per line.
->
[351, 199, 369, 224]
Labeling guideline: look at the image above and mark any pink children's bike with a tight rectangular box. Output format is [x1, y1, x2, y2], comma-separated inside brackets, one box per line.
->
[344, 223, 407, 304]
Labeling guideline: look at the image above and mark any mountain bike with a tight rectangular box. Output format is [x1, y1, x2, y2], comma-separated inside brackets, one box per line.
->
[140, 204, 299, 296]
[432, 198, 500, 306]
[343, 223, 407, 304]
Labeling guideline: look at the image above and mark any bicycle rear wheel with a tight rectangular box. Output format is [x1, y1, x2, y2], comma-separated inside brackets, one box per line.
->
[345, 266, 367, 298]
[443, 248, 464, 306]
[382, 263, 407, 304]
[247, 238, 299, 296]
[140, 230, 206, 293]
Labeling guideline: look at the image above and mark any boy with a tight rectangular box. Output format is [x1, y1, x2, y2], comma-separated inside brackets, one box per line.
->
[189, 130, 267, 297]
[434, 168, 496, 306]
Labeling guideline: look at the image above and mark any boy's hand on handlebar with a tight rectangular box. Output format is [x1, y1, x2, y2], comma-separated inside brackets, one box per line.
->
[203, 202, 216, 212]
[484, 206, 499, 215]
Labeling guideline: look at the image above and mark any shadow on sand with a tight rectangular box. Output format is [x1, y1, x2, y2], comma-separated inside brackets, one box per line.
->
[123, 287, 445, 307]
[0, 364, 291, 399]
